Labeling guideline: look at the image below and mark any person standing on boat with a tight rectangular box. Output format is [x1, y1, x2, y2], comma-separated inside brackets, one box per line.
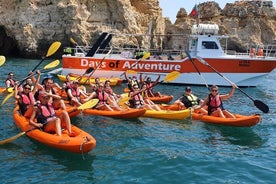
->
[194, 85, 236, 118]
[5, 72, 16, 88]
[174, 86, 206, 113]
[140, 74, 161, 97]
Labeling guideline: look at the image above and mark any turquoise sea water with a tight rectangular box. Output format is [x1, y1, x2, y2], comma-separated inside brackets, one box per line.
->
[0, 58, 275, 184]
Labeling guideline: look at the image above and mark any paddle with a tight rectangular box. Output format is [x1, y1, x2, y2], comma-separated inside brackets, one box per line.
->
[83, 48, 113, 84]
[196, 56, 269, 113]
[4, 60, 60, 93]
[77, 99, 99, 110]
[0, 55, 6, 67]
[70, 37, 86, 54]
[76, 67, 95, 81]
[0, 127, 37, 145]
[185, 50, 209, 90]
[98, 34, 113, 51]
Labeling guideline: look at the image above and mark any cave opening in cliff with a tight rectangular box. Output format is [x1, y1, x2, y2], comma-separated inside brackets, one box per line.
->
[0, 26, 20, 57]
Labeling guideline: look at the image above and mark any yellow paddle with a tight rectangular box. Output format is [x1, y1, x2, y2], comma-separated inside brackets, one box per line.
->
[43, 59, 60, 69]
[118, 93, 130, 107]
[162, 71, 180, 82]
[0, 128, 35, 145]
[77, 99, 99, 110]
[0, 55, 6, 67]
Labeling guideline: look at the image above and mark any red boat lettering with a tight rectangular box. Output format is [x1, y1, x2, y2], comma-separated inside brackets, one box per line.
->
[239, 60, 251, 67]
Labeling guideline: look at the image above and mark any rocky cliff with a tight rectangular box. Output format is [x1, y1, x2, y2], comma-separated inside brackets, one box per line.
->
[0, 0, 275, 58]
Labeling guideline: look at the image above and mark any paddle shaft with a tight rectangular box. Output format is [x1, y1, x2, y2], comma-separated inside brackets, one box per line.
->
[185, 50, 209, 90]
[196, 56, 269, 113]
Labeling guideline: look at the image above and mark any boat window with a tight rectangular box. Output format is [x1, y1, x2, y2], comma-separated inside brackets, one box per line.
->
[202, 41, 218, 49]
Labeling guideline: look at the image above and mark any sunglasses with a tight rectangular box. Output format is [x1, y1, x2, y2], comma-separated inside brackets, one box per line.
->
[212, 89, 218, 92]
[133, 87, 139, 89]
[24, 87, 31, 90]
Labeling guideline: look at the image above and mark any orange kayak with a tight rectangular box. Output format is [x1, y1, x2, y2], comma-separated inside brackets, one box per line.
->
[149, 95, 173, 104]
[192, 111, 261, 127]
[83, 108, 146, 119]
[13, 106, 96, 154]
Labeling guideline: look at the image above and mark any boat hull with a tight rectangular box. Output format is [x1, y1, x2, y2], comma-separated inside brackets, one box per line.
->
[61, 55, 276, 86]
[192, 112, 261, 127]
[13, 107, 96, 154]
[143, 109, 191, 120]
[83, 108, 146, 119]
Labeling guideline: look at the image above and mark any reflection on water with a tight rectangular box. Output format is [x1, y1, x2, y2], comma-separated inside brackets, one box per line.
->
[203, 124, 265, 148]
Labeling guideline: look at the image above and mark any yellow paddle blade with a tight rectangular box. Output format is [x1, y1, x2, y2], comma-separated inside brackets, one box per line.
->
[7, 87, 14, 93]
[0, 55, 6, 66]
[46, 41, 61, 57]
[141, 52, 150, 60]
[118, 96, 130, 106]
[163, 71, 180, 82]
[43, 59, 60, 69]
[0, 132, 26, 145]
[78, 99, 99, 110]
[126, 70, 137, 75]
[1, 91, 14, 106]
[70, 37, 78, 45]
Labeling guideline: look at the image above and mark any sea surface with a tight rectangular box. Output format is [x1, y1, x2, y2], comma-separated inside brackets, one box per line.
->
[0, 58, 275, 184]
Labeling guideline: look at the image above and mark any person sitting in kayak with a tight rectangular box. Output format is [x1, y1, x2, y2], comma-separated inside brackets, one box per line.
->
[29, 93, 73, 136]
[83, 82, 121, 111]
[104, 80, 121, 102]
[140, 82, 161, 111]
[174, 86, 207, 113]
[5, 72, 16, 88]
[194, 85, 236, 118]
[66, 80, 88, 106]
[140, 74, 161, 97]
[14, 83, 36, 118]
[128, 84, 157, 110]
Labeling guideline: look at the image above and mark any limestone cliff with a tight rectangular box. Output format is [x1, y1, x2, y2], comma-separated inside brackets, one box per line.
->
[0, 0, 275, 57]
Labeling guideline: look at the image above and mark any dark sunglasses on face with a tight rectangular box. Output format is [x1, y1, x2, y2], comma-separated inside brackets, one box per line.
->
[24, 87, 31, 90]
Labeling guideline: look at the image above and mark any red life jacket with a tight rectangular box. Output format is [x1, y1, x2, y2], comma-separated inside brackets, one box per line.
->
[207, 94, 224, 115]
[97, 91, 108, 104]
[18, 92, 34, 115]
[37, 103, 56, 124]
[5, 78, 15, 87]
[132, 93, 144, 106]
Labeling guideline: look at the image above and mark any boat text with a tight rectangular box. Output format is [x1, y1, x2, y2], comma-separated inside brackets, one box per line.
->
[80, 59, 181, 71]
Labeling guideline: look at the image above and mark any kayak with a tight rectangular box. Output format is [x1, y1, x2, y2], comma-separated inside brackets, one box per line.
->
[57, 74, 119, 86]
[192, 111, 261, 127]
[69, 73, 123, 85]
[143, 109, 191, 120]
[149, 95, 173, 104]
[13, 106, 96, 154]
[83, 108, 146, 119]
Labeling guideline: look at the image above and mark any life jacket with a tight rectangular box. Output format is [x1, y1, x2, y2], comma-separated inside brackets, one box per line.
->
[131, 93, 144, 107]
[207, 94, 224, 115]
[181, 94, 199, 108]
[104, 86, 113, 95]
[63, 81, 73, 92]
[96, 90, 108, 104]
[5, 78, 15, 87]
[18, 92, 34, 115]
[36, 103, 56, 124]
[67, 87, 81, 102]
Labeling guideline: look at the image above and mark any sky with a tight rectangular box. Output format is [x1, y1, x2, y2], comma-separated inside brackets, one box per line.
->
[159, 0, 276, 23]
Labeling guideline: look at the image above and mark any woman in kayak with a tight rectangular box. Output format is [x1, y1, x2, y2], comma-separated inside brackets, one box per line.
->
[194, 85, 236, 118]
[29, 93, 73, 136]
[66, 80, 88, 107]
[140, 74, 161, 97]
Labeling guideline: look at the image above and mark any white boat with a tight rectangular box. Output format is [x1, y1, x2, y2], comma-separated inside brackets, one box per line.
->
[61, 24, 276, 87]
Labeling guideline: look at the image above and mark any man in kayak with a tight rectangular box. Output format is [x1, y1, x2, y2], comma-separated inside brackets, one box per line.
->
[194, 85, 236, 118]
